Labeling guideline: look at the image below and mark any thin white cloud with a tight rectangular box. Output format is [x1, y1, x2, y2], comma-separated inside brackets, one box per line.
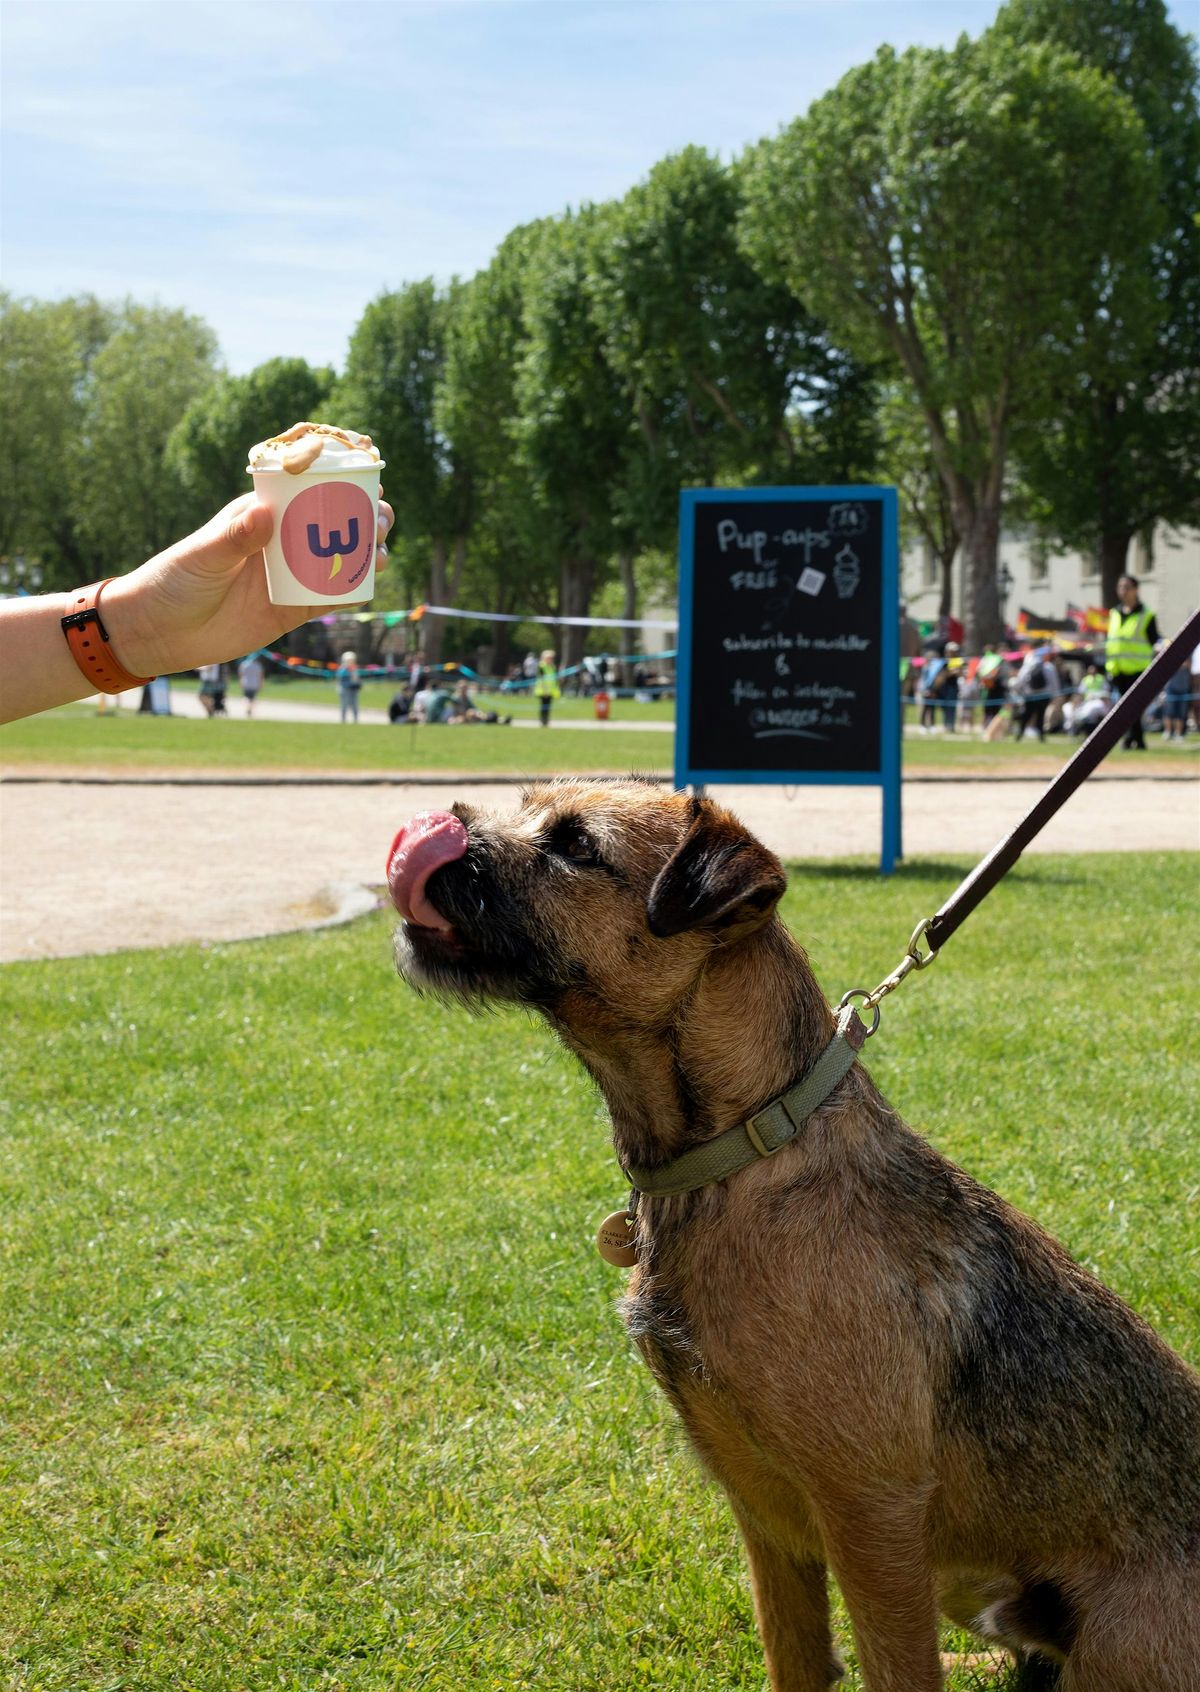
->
[4, 0, 1196, 374]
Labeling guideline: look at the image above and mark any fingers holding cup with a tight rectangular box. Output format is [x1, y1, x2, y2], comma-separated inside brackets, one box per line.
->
[376, 495, 393, 561]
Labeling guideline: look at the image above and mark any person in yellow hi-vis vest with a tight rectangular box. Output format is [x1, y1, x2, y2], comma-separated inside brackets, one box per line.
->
[533, 649, 561, 728]
[1106, 573, 1159, 750]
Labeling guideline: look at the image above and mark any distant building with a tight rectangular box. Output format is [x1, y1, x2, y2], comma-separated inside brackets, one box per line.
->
[903, 523, 1199, 644]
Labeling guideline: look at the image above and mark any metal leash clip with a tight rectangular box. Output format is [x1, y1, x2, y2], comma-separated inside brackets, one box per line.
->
[838, 917, 938, 1038]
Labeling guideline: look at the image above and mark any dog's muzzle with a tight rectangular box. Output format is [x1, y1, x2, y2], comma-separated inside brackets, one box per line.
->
[387, 811, 468, 932]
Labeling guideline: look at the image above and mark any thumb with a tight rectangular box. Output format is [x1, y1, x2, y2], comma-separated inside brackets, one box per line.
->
[189, 496, 275, 576]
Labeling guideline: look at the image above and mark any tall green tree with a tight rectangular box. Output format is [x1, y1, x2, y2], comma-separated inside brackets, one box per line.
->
[993, 0, 1200, 604]
[878, 385, 960, 620]
[0, 294, 114, 587]
[167, 356, 334, 529]
[592, 146, 877, 510]
[739, 35, 1160, 647]
[515, 208, 631, 672]
[75, 304, 219, 577]
[586, 147, 879, 674]
[437, 223, 559, 672]
[333, 280, 470, 662]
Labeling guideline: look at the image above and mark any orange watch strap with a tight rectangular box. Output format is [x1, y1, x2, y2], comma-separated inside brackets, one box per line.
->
[61, 580, 152, 694]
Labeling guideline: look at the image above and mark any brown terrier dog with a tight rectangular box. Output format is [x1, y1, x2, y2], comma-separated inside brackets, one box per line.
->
[388, 780, 1200, 1692]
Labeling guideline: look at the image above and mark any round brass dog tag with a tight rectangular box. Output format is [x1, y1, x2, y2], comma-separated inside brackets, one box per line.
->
[596, 1209, 638, 1268]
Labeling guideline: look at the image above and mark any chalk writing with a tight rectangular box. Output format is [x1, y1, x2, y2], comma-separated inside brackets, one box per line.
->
[730, 568, 777, 590]
[779, 527, 831, 563]
[685, 494, 885, 776]
[717, 520, 770, 564]
[828, 503, 868, 536]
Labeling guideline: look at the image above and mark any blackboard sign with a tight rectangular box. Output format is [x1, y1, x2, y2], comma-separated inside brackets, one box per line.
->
[676, 486, 901, 872]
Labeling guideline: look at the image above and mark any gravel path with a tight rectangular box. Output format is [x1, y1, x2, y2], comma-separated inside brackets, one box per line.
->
[2, 773, 1196, 962]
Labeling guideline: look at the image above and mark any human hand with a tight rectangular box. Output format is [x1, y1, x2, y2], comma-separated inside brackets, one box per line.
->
[103, 491, 395, 679]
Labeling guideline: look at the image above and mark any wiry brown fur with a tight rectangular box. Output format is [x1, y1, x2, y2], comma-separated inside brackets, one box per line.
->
[394, 780, 1200, 1692]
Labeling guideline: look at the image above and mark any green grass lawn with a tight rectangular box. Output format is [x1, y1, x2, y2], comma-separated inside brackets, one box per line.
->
[1, 854, 1196, 1690]
[0, 709, 673, 776]
[3, 696, 1195, 777]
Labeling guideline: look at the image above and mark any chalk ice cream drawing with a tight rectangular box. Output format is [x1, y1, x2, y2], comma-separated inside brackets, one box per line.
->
[833, 545, 861, 599]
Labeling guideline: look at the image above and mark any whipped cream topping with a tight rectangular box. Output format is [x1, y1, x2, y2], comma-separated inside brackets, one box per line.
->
[247, 421, 382, 475]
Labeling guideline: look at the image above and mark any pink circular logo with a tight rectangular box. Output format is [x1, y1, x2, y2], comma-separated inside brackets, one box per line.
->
[279, 482, 375, 596]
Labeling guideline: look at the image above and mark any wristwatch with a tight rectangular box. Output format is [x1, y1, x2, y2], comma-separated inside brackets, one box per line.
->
[60, 580, 152, 694]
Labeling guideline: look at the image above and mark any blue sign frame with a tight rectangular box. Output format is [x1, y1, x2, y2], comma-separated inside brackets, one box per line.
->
[675, 485, 902, 875]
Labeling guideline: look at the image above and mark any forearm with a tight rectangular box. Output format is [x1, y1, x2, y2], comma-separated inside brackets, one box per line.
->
[0, 588, 143, 724]
[2, 492, 392, 728]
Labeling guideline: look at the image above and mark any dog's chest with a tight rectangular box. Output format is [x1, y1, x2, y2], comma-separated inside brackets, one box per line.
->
[620, 1268, 701, 1407]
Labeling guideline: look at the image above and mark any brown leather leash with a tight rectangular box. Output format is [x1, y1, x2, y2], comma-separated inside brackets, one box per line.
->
[841, 606, 1200, 1032]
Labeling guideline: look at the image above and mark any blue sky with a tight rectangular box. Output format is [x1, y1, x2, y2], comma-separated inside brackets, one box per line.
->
[3, 0, 1195, 374]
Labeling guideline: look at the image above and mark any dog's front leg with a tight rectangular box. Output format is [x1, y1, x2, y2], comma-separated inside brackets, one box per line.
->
[733, 1508, 843, 1691]
[815, 1489, 942, 1692]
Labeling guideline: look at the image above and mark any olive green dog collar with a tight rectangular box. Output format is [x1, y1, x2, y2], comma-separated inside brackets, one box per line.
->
[622, 1002, 867, 1198]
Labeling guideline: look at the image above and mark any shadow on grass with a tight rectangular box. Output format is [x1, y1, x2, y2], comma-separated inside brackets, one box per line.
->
[782, 859, 1088, 889]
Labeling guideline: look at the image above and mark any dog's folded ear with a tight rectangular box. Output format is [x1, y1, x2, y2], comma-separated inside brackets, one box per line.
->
[647, 800, 786, 942]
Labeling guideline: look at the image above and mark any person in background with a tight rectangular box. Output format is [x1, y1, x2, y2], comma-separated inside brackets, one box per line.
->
[412, 678, 452, 724]
[408, 647, 428, 696]
[1040, 644, 1062, 731]
[1011, 643, 1051, 742]
[956, 661, 982, 735]
[447, 680, 512, 725]
[446, 680, 475, 721]
[336, 650, 362, 724]
[533, 649, 560, 727]
[428, 679, 454, 724]
[977, 645, 1008, 727]
[1080, 658, 1109, 703]
[198, 661, 226, 717]
[1161, 650, 1192, 742]
[1105, 573, 1159, 750]
[237, 652, 265, 718]
[935, 642, 961, 732]
[0, 491, 394, 727]
[916, 653, 943, 733]
[1065, 660, 1110, 736]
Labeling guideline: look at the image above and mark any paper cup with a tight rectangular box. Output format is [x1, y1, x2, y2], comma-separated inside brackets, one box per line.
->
[250, 462, 384, 606]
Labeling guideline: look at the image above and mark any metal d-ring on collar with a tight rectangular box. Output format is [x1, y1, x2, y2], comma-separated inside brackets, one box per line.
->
[837, 916, 938, 1037]
[621, 921, 939, 1201]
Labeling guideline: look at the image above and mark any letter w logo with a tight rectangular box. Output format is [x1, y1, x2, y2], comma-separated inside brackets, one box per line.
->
[306, 518, 359, 558]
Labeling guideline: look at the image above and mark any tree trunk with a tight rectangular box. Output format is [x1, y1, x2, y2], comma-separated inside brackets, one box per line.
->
[491, 623, 512, 678]
[1098, 526, 1133, 612]
[425, 537, 448, 666]
[938, 545, 957, 622]
[450, 532, 467, 601]
[489, 584, 512, 679]
[366, 619, 389, 665]
[960, 502, 1005, 652]
[618, 548, 637, 688]
[558, 555, 593, 676]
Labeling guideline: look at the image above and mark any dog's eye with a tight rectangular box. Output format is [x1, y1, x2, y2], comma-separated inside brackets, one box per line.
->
[545, 819, 604, 867]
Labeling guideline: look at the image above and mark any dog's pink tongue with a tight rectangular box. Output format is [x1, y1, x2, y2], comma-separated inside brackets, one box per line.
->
[387, 811, 468, 931]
